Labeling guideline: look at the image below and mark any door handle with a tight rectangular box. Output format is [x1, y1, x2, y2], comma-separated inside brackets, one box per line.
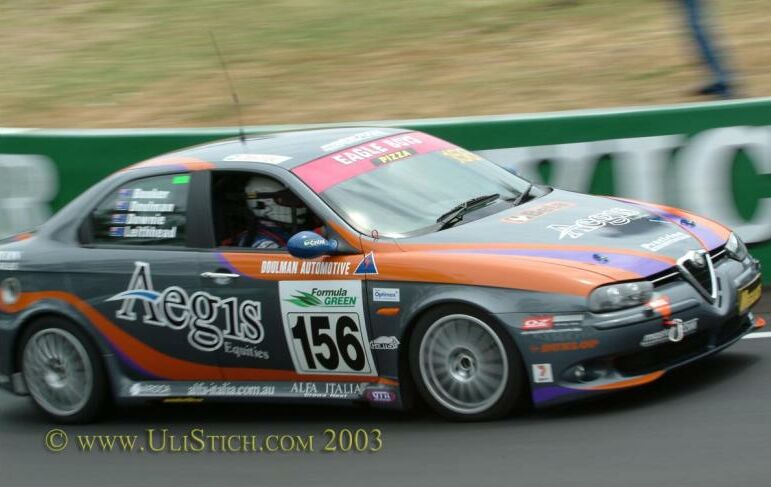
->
[200, 272, 241, 280]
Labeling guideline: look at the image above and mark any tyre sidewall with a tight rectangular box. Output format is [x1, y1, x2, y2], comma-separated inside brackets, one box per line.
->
[408, 304, 526, 421]
[19, 317, 108, 424]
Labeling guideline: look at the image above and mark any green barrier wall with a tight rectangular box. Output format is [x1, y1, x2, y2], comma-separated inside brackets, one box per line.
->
[1, 97, 770, 280]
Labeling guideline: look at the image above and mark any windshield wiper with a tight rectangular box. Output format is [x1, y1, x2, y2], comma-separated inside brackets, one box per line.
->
[507, 183, 533, 207]
[435, 193, 500, 230]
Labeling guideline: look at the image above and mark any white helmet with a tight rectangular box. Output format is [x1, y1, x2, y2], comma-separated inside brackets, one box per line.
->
[244, 177, 307, 225]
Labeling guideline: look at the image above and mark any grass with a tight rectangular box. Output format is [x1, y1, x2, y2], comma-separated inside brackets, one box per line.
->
[0, 0, 769, 128]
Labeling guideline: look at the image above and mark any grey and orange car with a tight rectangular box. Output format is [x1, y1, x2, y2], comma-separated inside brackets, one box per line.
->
[0, 127, 763, 422]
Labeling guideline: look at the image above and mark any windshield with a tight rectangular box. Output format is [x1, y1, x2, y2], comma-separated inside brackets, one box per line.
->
[292, 132, 532, 237]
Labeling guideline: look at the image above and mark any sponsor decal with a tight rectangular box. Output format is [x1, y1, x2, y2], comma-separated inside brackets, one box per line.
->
[188, 382, 276, 397]
[547, 207, 641, 239]
[641, 232, 691, 251]
[519, 314, 584, 335]
[294, 131, 455, 193]
[370, 336, 400, 350]
[279, 281, 377, 376]
[521, 316, 554, 331]
[366, 390, 397, 403]
[290, 381, 366, 399]
[129, 383, 171, 397]
[116, 201, 175, 213]
[321, 130, 390, 152]
[108, 226, 178, 239]
[521, 327, 583, 337]
[108, 262, 267, 353]
[260, 260, 351, 276]
[223, 153, 292, 164]
[331, 134, 425, 165]
[532, 364, 554, 383]
[647, 295, 672, 320]
[640, 318, 698, 347]
[372, 148, 416, 165]
[223, 342, 270, 360]
[354, 252, 378, 275]
[111, 214, 167, 225]
[285, 287, 357, 308]
[372, 288, 400, 302]
[0, 251, 21, 271]
[302, 237, 327, 248]
[502, 201, 574, 224]
[118, 188, 170, 200]
[529, 339, 599, 353]
[123, 381, 387, 400]
[441, 148, 482, 164]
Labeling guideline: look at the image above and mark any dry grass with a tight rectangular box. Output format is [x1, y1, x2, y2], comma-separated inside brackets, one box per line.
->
[0, 0, 769, 128]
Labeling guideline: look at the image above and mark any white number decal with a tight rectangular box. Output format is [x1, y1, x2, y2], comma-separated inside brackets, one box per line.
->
[280, 281, 377, 376]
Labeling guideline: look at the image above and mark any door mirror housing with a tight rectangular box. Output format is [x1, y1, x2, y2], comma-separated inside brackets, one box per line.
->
[287, 231, 338, 259]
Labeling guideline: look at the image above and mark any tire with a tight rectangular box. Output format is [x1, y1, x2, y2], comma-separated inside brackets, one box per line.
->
[409, 305, 526, 421]
[19, 317, 108, 424]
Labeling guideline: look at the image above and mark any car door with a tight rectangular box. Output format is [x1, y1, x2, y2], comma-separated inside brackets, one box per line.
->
[69, 171, 225, 381]
[198, 169, 379, 388]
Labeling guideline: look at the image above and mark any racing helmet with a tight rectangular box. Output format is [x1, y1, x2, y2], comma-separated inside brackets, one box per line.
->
[244, 176, 307, 225]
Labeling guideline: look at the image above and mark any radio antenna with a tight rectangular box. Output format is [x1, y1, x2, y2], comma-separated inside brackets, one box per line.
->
[209, 31, 246, 145]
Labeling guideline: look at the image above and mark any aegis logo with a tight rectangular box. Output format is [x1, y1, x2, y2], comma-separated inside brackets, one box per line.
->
[547, 207, 640, 240]
[107, 262, 265, 352]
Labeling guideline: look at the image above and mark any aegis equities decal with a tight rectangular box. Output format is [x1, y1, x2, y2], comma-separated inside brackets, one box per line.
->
[108, 262, 266, 354]
[279, 280, 377, 376]
[548, 207, 641, 239]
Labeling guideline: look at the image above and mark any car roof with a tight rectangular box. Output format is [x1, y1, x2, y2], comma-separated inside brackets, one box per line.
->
[154, 126, 411, 171]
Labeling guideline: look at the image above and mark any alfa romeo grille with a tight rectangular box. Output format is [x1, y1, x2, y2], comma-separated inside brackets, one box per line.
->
[677, 250, 717, 302]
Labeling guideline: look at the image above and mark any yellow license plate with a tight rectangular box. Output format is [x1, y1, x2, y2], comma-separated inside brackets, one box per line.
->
[738, 277, 762, 314]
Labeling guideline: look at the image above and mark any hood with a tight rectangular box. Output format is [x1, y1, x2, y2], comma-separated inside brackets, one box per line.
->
[398, 189, 730, 280]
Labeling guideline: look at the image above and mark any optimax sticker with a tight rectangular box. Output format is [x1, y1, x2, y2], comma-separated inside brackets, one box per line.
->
[372, 288, 399, 302]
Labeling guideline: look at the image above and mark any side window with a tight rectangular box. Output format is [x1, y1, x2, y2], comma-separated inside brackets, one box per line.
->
[211, 171, 324, 250]
[89, 173, 190, 246]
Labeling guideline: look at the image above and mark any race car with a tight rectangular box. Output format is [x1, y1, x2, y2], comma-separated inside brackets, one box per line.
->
[0, 127, 763, 422]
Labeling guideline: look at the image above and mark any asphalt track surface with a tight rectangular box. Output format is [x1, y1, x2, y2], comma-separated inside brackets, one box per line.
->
[1, 296, 770, 487]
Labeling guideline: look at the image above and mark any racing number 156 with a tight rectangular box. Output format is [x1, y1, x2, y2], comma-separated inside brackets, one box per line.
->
[289, 314, 370, 373]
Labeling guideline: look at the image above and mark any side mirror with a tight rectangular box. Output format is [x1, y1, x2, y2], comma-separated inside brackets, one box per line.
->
[287, 231, 338, 259]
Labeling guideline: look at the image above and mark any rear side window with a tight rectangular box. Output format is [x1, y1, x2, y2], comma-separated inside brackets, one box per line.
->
[90, 173, 190, 246]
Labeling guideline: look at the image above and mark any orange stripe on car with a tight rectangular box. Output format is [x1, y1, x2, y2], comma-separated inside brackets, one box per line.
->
[1, 291, 397, 385]
[219, 251, 628, 296]
[575, 371, 666, 391]
[122, 156, 215, 172]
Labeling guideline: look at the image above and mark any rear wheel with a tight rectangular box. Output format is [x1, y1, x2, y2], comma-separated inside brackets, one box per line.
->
[409, 305, 526, 421]
[20, 318, 107, 423]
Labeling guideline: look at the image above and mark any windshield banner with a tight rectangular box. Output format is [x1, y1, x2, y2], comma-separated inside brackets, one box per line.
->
[291, 132, 456, 193]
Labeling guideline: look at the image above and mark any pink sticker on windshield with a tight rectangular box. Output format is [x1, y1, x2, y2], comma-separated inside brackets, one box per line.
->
[292, 132, 456, 193]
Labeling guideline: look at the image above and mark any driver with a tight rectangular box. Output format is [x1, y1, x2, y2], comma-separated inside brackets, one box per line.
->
[233, 176, 310, 249]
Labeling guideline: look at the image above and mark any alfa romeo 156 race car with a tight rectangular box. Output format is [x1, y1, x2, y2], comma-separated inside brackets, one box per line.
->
[0, 127, 763, 422]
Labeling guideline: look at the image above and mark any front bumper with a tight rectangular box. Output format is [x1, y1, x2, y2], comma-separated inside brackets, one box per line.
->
[501, 252, 763, 407]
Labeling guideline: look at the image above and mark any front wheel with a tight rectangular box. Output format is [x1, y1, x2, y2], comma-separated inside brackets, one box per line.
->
[409, 306, 526, 421]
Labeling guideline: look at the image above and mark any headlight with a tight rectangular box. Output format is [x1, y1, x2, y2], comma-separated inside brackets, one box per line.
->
[588, 281, 654, 312]
[725, 232, 748, 261]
